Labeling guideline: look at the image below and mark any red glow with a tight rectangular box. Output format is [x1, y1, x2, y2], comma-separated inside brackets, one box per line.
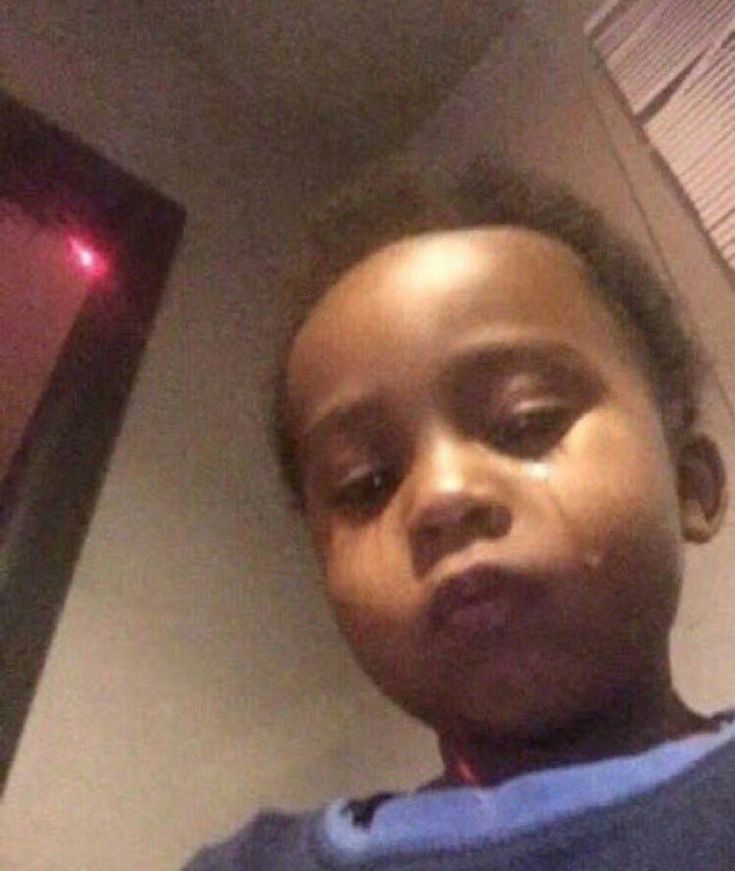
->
[68, 236, 108, 280]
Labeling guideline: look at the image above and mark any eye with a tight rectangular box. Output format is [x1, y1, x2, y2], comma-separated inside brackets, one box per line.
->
[331, 466, 398, 516]
[491, 405, 574, 458]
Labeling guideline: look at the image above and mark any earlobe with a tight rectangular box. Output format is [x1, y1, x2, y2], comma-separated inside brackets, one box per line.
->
[677, 434, 728, 543]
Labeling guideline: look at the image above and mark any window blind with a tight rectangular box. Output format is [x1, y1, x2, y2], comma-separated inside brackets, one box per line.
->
[587, 0, 735, 270]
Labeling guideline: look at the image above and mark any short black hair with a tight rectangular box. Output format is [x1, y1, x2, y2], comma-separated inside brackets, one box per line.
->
[273, 155, 705, 507]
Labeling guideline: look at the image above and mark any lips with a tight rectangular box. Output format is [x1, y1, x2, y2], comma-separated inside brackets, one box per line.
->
[428, 563, 539, 636]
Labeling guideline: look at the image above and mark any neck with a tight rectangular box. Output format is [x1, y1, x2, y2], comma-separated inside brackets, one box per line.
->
[437, 686, 713, 789]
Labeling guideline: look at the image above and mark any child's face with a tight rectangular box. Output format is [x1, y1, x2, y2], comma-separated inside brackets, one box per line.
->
[287, 227, 687, 738]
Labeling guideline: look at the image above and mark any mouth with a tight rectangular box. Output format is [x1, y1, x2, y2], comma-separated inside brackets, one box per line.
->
[428, 563, 540, 641]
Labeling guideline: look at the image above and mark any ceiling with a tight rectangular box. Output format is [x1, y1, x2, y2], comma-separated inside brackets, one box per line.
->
[154, 0, 522, 173]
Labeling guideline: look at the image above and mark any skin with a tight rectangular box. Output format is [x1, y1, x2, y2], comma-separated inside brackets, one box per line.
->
[286, 227, 726, 786]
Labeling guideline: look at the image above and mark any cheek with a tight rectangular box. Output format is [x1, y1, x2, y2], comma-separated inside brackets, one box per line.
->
[545, 407, 683, 627]
[313, 513, 418, 632]
[566, 408, 681, 544]
[315, 518, 434, 709]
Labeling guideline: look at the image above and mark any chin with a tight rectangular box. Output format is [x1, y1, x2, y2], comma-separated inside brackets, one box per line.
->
[412, 657, 613, 741]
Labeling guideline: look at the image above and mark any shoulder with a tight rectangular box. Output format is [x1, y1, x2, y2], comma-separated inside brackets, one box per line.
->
[182, 790, 404, 870]
[182, 808, 318, 871]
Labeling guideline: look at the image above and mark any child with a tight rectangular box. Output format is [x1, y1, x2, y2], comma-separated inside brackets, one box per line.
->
[186, 158, 734, 869]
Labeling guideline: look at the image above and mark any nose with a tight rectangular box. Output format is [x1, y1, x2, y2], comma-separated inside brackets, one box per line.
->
[405, 428, 513, 577]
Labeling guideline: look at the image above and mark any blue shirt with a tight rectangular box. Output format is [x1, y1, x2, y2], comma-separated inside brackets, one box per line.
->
[186, 712, 735, 869]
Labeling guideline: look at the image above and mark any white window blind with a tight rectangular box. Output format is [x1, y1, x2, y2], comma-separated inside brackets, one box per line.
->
[587, 0, 735, 270]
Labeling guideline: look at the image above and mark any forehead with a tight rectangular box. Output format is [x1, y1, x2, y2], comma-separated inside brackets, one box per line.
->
[287, 227, 636, 431]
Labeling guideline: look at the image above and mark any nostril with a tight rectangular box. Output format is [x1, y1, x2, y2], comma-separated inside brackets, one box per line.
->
[410, 499, 513, 577]
[417, 501, 512, 545]
[488, 503, 512, 537]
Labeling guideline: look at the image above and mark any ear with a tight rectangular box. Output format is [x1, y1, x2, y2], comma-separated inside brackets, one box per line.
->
[677, 433, 728, 543]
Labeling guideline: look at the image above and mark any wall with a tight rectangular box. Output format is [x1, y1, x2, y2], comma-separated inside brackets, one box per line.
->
[3, 2, 735, 869]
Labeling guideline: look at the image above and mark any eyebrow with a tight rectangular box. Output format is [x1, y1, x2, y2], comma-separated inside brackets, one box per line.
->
[445, 335, 599, 389]
[300, 338, 598, 457]
[301, 395, 387, 464]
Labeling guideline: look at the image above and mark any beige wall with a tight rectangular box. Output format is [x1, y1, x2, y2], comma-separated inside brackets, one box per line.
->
[3, 2, 734, 869]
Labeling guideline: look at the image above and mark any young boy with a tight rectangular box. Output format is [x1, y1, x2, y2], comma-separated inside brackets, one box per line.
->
[186, 158, 734, 869]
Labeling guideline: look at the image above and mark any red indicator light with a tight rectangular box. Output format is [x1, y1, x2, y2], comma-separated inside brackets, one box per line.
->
[68, 236, 108, 280]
